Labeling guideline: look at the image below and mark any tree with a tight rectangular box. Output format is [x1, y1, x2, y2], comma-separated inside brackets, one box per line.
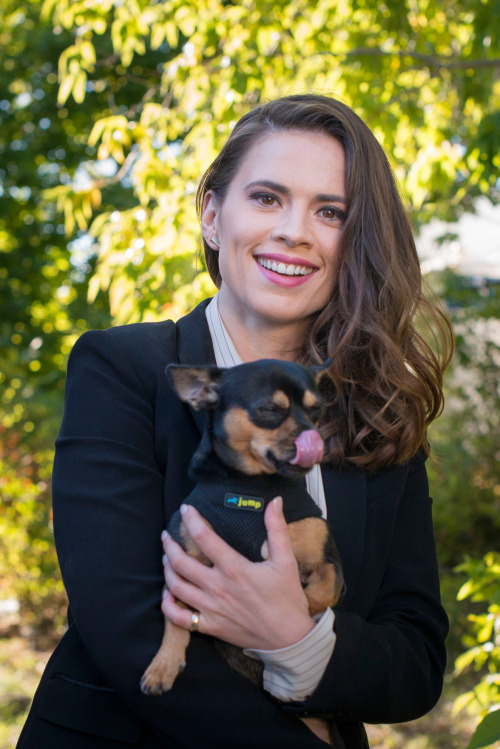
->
[1, 0, 499, 639]
[38, 0, 500, 324]
[0, 0, 112, 637]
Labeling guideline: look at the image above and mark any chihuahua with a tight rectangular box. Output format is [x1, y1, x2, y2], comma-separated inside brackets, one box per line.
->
[141, 359, 343, 739]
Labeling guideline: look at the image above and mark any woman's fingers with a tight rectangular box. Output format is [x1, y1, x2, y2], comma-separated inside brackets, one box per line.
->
[174, 504, 248, 573]
[161, 590, 205, 633]
[161, 531, 214, 612]
[159, 500, 314, 650]
[264, 496, 297, 566]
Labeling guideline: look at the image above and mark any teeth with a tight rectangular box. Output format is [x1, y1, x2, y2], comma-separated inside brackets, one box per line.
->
[258, 258, 313, 276]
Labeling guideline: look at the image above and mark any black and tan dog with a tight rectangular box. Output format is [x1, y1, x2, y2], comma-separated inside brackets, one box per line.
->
[141, 359, 343, 736]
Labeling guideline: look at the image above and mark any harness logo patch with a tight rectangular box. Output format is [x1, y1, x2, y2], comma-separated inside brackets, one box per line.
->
[224, 493, 264, 511]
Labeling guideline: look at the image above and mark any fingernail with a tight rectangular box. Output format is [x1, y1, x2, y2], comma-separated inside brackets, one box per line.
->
[273, 496, 283, 514]
[162, 554, 168, 566]
[161, 530, 168, 542]
[162, 586, 168, 599]
[180, 504, 189, 516]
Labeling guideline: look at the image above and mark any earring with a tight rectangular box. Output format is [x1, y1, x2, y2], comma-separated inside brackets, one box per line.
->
[211, 234, 220, 248]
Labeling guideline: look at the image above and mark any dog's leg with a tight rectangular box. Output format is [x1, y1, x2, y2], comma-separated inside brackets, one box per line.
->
[141, 517, 213, 694]
[287, 519, 341, 745]
[140, 616, 191, 694]
[287, 518, 342, 614]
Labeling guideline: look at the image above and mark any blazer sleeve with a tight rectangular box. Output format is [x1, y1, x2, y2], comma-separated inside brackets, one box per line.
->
[286, 453, 448, 725]
[51, 327, 331, 749]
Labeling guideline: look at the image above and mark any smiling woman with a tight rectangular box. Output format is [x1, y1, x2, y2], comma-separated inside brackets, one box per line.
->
[198, 96, 452, 469]
[18, 94, 453, 749]
[200, 131, 346, 351]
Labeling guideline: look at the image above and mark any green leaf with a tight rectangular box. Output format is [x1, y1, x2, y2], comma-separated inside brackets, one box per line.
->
[466, 710, 500, 749]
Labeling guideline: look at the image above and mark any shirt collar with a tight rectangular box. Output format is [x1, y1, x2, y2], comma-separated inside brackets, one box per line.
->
[205, 293, 242, 368]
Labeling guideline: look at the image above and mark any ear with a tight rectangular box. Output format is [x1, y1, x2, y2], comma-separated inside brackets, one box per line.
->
[201, 191, 220, 250]
[165, 364, 224, 410]
[310, 357, 333, 383]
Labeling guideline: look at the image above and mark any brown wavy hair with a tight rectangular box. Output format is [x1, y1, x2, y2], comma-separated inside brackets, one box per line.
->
[196, 94, 453, 471]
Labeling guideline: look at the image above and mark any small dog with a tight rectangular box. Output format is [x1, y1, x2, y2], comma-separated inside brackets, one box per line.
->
[141, 359, 343, 739]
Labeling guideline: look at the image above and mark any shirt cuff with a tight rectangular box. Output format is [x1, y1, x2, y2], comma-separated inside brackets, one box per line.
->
[243, 608, 336, 702]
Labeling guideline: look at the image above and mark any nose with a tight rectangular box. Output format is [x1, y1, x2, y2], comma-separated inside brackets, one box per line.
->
[270, 204, 312, 248]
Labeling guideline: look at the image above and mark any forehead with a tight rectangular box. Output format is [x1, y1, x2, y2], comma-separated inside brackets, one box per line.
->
[222, 361, 317, 403]
[228, 130, 345, 196]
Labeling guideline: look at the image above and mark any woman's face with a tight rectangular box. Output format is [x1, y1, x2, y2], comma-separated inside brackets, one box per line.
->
[202, 129, 346, 334]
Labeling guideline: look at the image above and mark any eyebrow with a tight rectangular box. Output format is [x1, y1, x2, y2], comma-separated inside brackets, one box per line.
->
[244, 179, 346, 204]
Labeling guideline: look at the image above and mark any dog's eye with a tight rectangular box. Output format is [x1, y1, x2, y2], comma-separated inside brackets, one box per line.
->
[253, 403, 287, 427]
[307, 406, 322, 423]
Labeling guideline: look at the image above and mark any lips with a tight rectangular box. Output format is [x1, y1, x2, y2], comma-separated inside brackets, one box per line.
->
[256, 257, 315, 277]
[254, 254, 318, 287]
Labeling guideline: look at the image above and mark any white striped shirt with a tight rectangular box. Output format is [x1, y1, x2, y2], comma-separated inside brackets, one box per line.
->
[205, 295, 336, 702]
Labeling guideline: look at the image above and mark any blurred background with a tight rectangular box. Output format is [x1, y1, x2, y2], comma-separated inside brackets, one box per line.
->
[1, 0, 499, 746]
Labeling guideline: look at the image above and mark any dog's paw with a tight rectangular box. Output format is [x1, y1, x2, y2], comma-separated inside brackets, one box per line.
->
[140, 658, 186, 695]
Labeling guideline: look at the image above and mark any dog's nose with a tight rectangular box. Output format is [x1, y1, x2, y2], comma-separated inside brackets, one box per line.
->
[289, 430, 324, 467]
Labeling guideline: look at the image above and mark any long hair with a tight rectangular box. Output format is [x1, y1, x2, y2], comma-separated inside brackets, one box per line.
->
[196, 94, 453, 471]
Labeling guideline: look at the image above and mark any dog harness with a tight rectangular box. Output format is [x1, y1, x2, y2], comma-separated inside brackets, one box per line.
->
[168, 474, 323, 562]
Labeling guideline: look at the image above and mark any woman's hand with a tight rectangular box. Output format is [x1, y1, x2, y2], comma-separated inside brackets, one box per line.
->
[161, 496, 315, 651]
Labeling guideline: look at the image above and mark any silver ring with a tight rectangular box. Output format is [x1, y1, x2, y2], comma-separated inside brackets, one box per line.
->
[190, 611, 200, 633]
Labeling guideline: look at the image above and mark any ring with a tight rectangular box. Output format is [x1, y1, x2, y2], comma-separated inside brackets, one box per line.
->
[190, 611, 200, 633]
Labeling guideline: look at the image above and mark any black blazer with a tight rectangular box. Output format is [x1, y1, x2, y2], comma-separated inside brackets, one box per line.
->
[18, 300, 448, 749]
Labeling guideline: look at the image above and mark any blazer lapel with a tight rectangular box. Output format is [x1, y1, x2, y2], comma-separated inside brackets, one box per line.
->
[175, 298, 216, 437]
[321, 465, 367, 607]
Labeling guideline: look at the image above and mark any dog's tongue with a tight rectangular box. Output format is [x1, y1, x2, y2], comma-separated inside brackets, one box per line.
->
[289, 430, 324, 468]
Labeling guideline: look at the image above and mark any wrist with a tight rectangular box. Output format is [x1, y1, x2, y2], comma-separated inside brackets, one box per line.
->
[265, 613, 316, 650]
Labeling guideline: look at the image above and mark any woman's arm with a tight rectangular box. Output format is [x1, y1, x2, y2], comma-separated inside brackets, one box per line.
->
[288, 454, 448, 724]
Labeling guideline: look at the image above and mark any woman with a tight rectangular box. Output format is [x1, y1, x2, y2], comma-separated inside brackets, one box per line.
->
[18, 94, 453, 749]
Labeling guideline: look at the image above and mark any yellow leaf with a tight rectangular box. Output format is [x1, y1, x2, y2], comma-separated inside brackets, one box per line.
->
[73, 71, 87, 103]
[40, 0, 58, 22]
[150, 24, 165, 50]
[87, 274, 101, 304]
[90, 188, 102, 208]
[80, 41, 96, 66]
[165, 22, 179, 49]
[82, 198, 93, 221]
[57, 75, 74, 106]
[64, 209, 75, 235]
[88, 119, 107, 147]
[74, 208, 87, 231]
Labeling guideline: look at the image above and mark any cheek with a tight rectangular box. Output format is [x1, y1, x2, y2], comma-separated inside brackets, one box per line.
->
[319, 236, 341, 280]
[320, 231, 341, 259]
[218, 205, 273, 247]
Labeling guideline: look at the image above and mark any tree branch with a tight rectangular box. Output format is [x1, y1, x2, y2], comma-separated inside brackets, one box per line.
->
[343, 47, 500, 71]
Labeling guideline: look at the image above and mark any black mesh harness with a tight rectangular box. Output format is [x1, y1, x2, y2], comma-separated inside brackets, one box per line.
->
[168, 474, 323, 562]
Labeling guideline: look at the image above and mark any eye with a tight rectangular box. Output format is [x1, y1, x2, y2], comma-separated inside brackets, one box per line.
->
[318, 206, 346, 224]
[250, 192, 280, 207]
[253, 402, 288, 427]
[306, 406, 323, 423]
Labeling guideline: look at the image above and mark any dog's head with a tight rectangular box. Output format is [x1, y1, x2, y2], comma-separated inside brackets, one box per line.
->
[166, 360, 329, 478]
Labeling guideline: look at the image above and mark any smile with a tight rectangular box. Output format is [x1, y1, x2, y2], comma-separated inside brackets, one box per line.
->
[256, 258, 315, 276]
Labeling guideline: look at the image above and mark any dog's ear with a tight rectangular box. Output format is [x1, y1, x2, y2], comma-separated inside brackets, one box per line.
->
[310, 357, 333, 384]
[166, 365, 224, 410]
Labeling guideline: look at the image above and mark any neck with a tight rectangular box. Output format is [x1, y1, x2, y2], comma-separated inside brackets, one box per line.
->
[217, 289, 310, 362]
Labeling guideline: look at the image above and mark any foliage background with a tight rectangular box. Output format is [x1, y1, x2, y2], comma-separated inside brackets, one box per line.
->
[1, 0, 499, 746]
